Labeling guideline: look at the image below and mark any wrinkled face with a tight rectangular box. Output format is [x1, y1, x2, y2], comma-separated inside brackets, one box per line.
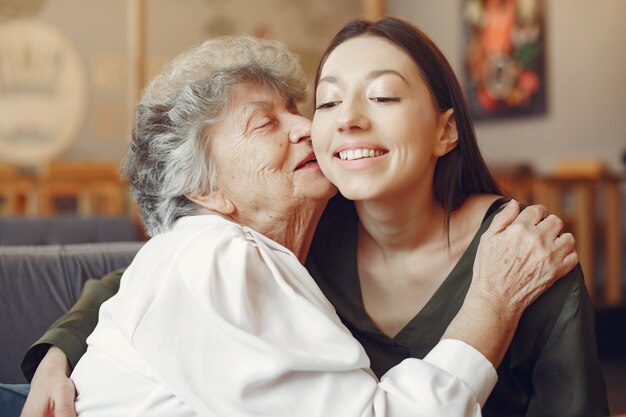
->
[209, 81, 336, 216]
[311, 35, 454, 202]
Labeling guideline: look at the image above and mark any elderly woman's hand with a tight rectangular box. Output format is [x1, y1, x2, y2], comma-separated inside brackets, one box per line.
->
[471, 199, 578, 321]
[442, 199, 578, 367]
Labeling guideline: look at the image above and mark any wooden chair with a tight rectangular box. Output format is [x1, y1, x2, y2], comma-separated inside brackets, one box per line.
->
[490, 163, 535, 205]
[0, 165, 37, 216]
[534, 161, 623, 304]
[37, 161, 129, 217]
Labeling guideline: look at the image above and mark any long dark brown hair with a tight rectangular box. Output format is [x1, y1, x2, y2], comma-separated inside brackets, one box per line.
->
[315, 17, 501, 234]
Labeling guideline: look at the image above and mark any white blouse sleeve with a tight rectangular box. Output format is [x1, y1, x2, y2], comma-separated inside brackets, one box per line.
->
[128, 231, 497, 417]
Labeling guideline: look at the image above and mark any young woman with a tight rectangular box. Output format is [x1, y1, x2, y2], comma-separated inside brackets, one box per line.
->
[307, 17, 608, 417]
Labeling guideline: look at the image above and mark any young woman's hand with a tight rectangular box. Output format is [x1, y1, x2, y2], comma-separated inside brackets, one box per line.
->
[443, 200, 577, 367]
[20, 346, 76, 417]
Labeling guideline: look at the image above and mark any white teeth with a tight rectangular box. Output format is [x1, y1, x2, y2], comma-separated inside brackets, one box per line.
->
[338, 148, 384, 161]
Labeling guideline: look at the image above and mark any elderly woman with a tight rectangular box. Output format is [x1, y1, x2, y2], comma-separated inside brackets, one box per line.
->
[21, 36, 575, 417]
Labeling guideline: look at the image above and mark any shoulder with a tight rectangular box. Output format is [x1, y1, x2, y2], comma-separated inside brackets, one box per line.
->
[527, 265, 584, 317]
[449, 194, 503, 246]
[170, 215, 310, 285]
[139, 215, 269, 289]
[514, 265, 588, 350]
[456, 194, 504, 220]
[163, 216, 320, 316]
[169, 215, 259, 256]
[173, 215, 249, 242]
[529, 265, 587, 320]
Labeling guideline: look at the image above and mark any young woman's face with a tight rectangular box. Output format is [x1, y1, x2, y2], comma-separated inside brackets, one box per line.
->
[311, 35, 455, 202]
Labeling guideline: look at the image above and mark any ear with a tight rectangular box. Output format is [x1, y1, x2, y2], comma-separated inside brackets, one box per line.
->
[185, 188, 235, 216]
[434, 108, 459, 157]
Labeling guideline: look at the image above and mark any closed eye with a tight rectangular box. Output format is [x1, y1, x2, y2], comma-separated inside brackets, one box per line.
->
[253, 117, 275, 130]
[315, 101, 341, 111]
[370, 97, 401, 103]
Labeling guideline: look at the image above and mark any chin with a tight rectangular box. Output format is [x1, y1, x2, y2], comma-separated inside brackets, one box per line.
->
[335, 184, 377, 202]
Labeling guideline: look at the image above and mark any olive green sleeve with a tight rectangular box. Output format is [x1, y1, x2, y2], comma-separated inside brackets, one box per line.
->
[525, 266, 609, 417]
[20, 268, 125, 382]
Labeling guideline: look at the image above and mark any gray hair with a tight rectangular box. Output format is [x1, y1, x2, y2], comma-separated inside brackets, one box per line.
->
[122, 36, 307, 236]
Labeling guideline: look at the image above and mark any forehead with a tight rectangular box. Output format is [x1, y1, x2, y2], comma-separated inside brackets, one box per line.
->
[320, 36, 419, 78]
[228, 81, 283, 110]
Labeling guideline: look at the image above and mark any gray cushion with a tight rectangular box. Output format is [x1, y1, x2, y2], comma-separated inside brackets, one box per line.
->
[0, 242, 143, 383]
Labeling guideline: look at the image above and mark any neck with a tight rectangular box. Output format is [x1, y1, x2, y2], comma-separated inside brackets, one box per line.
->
[355, 187, 446, 254]
[229, 199, 327, 263]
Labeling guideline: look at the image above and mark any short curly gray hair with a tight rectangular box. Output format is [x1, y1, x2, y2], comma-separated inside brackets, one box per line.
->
[122, 36, 307, 236]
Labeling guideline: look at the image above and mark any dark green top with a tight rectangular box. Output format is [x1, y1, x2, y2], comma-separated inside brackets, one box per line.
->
[22, 195, 609, 417]
[21, 270, 123, 381]
[306, 195, 608, 417]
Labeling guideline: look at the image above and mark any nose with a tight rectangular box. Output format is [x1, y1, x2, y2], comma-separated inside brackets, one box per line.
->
[288, 114, 312, 144]
[336, 98, 371, 132]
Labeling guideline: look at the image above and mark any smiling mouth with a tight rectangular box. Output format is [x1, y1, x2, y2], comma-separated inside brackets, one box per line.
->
[295, 156, 318, 170]
[336, 148, 387, 161]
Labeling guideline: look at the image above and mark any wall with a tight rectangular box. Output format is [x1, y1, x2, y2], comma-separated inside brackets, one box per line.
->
[4, 0, 624, 172]
[388, 0, 626, 174]
[24, 0, 131, 162]
[1, 0, 362, 165]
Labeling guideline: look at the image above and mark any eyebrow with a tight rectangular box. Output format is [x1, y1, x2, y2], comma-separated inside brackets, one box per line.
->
[318, 69, 410, 86]
[243, 100, 272, 111]
[241, 101, 272, 119]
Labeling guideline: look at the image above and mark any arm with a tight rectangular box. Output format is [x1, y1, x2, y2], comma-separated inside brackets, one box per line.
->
[443, 200, 578, 368]
[21, 269, 124, 380]
[525, 266, 609, 417]
[114, 232, 494, 417]
[19, 269, 124, 417]
[19, 347, 75, 417]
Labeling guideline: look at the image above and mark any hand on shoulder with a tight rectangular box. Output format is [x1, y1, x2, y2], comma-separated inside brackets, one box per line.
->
[470, 199, 578, 322]
[444, 199, 577, 367]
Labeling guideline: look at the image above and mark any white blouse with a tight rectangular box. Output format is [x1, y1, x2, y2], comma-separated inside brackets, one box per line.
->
[72, 215, 497, 417]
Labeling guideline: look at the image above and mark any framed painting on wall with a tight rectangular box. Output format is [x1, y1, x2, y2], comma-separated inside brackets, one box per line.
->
[462, 0, 546, 121]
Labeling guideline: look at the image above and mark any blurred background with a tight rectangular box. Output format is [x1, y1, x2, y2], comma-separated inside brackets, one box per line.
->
[0, 0, 624, 413]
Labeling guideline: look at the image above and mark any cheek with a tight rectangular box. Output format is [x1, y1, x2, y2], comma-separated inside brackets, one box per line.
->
[391, 108, 437, 144]
[254, 143, 289, 174]
[311, 134, 323, 157]
[311, 133, 333, 179]
[311, 117, 332, 155]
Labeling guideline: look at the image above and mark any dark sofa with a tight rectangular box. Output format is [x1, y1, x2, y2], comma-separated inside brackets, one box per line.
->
[0, 241, 143, 384]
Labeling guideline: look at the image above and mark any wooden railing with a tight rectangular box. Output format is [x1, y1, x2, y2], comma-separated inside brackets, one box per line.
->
[493, 164, 624, 306]
[0, 161, 135, 218]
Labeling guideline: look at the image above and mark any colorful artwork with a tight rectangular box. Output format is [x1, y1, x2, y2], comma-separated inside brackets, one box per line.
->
[463, 0, 546, 120]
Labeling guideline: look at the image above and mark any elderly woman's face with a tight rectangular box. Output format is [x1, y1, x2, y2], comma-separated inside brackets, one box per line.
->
[209, 81, 336, 215]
